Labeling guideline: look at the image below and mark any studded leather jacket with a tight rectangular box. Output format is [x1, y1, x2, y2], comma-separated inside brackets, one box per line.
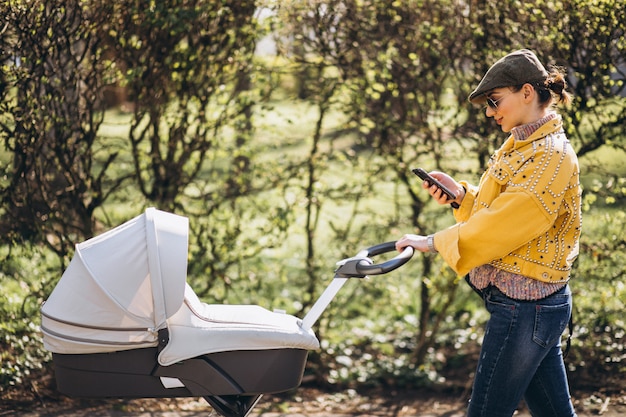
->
[434, 115, 582, 284]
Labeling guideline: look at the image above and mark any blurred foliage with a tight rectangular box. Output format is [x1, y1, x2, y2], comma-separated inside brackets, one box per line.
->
[0, 0, 114, 257]
[567, 207, 626, 389]
[0, 0, 625, 400]
[0, 245, 59, 389]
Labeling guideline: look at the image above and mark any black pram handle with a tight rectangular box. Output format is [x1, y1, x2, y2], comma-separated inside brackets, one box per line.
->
[335, 241, 414, 278]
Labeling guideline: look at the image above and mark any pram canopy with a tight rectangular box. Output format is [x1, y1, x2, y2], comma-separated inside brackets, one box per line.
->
[41, 208, 319, 366]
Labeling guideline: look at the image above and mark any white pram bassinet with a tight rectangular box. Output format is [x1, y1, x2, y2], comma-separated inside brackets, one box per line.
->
[41, 208, 319, 417]
[41, 208, 413, 417]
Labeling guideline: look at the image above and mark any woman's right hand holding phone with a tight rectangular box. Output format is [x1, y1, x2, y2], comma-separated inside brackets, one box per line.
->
[422, 171, 466, 208]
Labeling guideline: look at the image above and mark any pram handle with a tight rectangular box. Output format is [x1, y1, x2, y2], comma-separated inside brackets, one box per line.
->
[300, 241, 414, 331]
[335, 241, 414, 278]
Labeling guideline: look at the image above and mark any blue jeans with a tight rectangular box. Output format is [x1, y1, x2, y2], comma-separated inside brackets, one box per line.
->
[467, 285, 577, 417]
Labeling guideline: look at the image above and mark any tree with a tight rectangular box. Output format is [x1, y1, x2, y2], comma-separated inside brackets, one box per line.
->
[553, 0, 625, 156]
[0, 0, 122, 258]
[101, 0, 298, 299]
[103, 0, 259, 211]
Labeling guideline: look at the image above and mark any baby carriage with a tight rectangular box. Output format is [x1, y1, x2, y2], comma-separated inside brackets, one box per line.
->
[40, 208, 413, 417]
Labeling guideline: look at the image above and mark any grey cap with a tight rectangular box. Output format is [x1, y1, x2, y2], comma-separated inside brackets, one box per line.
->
[468, 49, 549, 103]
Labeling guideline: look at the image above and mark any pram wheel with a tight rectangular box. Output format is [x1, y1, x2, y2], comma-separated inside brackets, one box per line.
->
[204, 394, 262, 417]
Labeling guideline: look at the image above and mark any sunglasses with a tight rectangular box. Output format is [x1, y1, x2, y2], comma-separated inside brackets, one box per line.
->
[485, 93, 511, 110]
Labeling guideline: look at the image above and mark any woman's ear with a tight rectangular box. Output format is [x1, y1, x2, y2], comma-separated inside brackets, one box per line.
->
[522, 83, 535, 102]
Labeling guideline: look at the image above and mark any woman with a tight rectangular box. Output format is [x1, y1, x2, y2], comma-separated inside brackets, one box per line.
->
[396, 49, 581, 417]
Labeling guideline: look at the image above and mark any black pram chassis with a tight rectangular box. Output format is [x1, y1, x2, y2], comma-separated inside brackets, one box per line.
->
[42, 209, 413, 417]
[52, 344, 307, 417]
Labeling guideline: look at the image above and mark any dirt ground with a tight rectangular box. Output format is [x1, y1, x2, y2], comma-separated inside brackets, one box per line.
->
[2, 387, 625, 417]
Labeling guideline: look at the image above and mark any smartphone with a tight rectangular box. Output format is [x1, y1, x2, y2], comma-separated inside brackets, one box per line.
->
[412, 168, 459, 209]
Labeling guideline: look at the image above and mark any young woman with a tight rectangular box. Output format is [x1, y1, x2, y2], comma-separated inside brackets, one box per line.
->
[396, 49, 581, 417]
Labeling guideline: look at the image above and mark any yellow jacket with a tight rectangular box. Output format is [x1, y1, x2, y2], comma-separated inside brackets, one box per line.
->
[434, 116, 582, 283]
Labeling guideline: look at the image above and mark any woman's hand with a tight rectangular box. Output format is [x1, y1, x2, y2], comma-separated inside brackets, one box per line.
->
[422, 171, 465, 207]
[396, 234, 429, 253]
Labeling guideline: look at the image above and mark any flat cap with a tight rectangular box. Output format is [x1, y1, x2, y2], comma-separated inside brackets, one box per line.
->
[469, 49, 549, 104]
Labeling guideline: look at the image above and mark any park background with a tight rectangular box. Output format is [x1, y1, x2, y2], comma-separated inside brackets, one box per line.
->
[1, 0, 625, 413]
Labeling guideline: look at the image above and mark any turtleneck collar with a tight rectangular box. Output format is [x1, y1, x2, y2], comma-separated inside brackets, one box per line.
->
[511, 112, 558, 143]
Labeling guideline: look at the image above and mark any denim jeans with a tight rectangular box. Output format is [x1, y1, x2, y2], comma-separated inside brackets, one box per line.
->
[467, 284, 577, 417]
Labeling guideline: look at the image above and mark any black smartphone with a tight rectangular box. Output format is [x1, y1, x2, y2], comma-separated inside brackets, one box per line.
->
[412, 168, 459, 209]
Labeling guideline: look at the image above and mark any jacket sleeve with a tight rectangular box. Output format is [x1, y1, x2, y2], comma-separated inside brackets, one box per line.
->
[453, 180, 479, 223]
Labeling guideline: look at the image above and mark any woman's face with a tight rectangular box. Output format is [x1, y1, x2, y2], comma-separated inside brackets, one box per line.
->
[484, 84, 545, 133]
[484, 87, 526, 132]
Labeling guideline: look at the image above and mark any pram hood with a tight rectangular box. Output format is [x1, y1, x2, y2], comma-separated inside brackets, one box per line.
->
[41, 208, 319, 364]
[41, 208, 189, 353]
